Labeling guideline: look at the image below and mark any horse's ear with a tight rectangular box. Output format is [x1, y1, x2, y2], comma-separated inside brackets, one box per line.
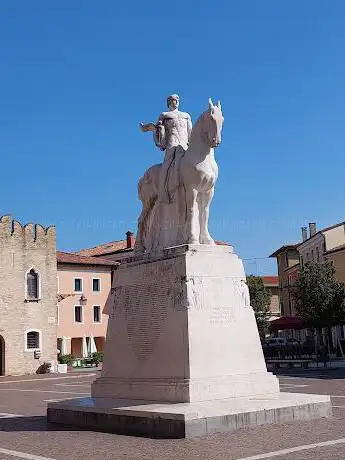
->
[208, 97, 214, 110]
[216, 100, 221, 109]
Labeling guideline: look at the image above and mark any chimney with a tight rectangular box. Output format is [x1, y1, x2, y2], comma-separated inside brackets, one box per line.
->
[301, 227, 308, 242]
[309, 222, 316, 238]
[126, 230, 135, 249]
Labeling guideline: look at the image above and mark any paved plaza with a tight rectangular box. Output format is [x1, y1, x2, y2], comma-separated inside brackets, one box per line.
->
[0, 369, 345, 459]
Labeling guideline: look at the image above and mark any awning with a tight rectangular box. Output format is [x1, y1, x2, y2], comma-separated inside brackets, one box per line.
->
[269, 316, 306, 331]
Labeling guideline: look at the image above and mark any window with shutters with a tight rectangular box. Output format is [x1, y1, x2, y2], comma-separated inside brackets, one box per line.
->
[74, 278, 83, 292]
[92, 278, 101, 292]
[26, 269, 39, 300]
[93, 305, 101, 323]
[25, 330, 40, 350]
[74, 305, 83, 323]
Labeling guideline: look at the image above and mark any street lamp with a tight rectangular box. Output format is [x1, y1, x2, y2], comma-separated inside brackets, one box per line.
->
[79, 294, 87, 306]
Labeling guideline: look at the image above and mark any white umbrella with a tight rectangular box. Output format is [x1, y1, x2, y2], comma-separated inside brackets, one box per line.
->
[88, 334, 97, 355]
[61, 336, 68, 356]
[82, 335, 88, 358]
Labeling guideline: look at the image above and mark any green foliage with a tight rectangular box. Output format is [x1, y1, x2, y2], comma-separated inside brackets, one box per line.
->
[92, 352, 104, 362]
[58, 354, 75, 365]
[291, 262, 345, 328]
[247, 275, 272, 338]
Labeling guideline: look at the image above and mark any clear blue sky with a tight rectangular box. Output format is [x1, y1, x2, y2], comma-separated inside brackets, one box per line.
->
[1, 0, 345, 275]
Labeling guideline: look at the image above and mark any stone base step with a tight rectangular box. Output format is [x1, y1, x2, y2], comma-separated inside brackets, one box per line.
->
[47, 392, 331, 439]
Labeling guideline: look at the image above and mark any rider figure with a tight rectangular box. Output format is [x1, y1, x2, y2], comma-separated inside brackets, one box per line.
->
[140, 94, 192, 203]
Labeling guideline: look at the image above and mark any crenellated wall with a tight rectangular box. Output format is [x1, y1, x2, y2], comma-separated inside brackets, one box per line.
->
[0, 215, 57, 375]
[0, 215, 56, 246]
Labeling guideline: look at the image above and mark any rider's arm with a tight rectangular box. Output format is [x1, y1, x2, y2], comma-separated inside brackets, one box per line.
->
[187, 114, 192, 141]
[154, 114, 166, 151]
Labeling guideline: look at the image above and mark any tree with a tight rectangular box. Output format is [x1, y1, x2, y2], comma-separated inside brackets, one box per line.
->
[291, 262, 345, 331]
[247, 275, 272, 338]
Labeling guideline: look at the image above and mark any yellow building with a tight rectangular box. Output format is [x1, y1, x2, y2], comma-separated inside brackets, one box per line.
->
[269, 245, 299, 318]
[262, 276, 280, 321]
[298, 222, 345, 266]
[270, 222, 345, 346]
[325, 244, 345, 284]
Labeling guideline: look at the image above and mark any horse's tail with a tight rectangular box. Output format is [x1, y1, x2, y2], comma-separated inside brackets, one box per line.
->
[137, 174, 147, 204]
[138, 164, 160, 203]
[135, 165, 160, 252]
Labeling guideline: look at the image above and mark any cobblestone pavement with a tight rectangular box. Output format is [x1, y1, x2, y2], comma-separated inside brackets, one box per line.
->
[1, 369, 345, 459]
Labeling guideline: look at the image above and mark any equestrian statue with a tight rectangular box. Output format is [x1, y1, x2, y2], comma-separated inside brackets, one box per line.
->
[135, 95, 224, 253]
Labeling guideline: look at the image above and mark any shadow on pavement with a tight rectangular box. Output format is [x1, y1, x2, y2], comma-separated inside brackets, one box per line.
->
[0, 416, 80, 432]
[273, 367, 345, 380]
[0, 416, 173, 439]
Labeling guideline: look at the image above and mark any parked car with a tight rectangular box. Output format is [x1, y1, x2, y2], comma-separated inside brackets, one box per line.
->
[264, 338, 287, 348]
[286, 338, 300, 347]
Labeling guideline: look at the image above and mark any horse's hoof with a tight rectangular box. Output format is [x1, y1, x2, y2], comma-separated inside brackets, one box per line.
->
[186, 239, 199, 245]
[200, 238, 215, 245]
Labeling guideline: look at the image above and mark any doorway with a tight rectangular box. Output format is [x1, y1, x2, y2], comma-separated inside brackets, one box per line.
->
[0, 336, 4, 376]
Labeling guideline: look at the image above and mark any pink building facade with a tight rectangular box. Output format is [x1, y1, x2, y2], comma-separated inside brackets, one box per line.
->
[56, 251, 117, 357]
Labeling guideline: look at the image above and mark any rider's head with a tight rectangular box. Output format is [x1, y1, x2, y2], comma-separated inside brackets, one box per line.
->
[167, 94, 180, 110]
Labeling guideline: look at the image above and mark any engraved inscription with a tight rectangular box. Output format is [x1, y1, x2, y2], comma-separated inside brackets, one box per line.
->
[118, 259, 181, 286]
[209, 306, 234, 325]
[111, 281, 185, 361]
[124, 283, 168, 361]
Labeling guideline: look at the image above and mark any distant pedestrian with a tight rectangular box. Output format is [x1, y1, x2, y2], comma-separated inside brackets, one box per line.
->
[319, 345, 328, 368]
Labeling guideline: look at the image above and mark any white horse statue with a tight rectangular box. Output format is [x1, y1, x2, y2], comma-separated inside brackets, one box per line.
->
[135, 98, 224, 253]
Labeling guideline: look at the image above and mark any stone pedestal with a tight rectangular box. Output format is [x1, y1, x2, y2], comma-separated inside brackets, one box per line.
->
[47, 245, 331, 437]
[93, 244, 279, 401]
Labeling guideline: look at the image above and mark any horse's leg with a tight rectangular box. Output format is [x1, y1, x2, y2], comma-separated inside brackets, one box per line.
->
[198, 188, 215, 245]
[176, 185, 186, 244]
[185, 186, 199, 244]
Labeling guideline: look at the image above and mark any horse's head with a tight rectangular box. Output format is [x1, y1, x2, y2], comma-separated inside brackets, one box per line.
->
[204, 98, 224, 148]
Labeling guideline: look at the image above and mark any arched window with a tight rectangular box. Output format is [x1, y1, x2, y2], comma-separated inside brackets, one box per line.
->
[27, 269, 39, 299]
[26, 331, 40, 350]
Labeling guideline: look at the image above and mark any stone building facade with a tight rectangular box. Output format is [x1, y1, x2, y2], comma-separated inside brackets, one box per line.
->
[0, 215, 57, 375]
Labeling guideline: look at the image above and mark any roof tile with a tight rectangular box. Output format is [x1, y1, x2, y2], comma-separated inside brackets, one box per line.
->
[76, 237, 232, 257]
[77, 240, 127, 257]
[57, 251, 118, 266]
[262, 276, 279, 285]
